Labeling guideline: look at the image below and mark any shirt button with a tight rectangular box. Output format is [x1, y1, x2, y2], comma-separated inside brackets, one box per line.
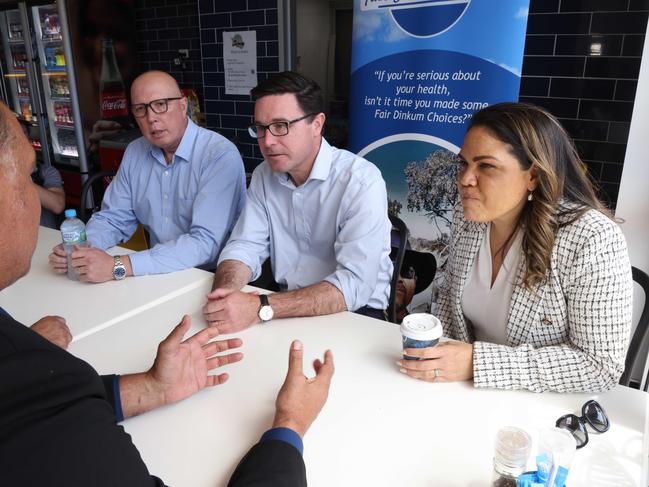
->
[164, 194, 168, 199]
[164, 171, 169, 176]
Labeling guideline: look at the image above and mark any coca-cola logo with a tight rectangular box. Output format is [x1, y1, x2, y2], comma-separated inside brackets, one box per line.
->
[101, 92, 128, 117]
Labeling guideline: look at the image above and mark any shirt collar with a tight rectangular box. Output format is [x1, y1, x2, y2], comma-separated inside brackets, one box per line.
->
[308, 137, 332, 182]
[149, 118, 196, 166]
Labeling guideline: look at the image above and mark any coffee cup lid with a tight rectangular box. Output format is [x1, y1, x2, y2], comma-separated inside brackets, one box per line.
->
[400, 313, 443, 341]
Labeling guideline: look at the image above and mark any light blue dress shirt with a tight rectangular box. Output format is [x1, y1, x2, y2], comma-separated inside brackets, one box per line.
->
[219, 138, 392, 311]
[86, 119, 246, 275]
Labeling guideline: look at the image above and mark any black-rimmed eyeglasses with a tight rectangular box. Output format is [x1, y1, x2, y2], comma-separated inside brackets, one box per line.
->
[555, 399, 610, 448]
[130, 97, 183, 118]
[248, 113, 315, 139]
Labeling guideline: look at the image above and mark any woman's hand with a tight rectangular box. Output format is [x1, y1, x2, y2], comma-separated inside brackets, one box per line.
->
[398, 341, 474, 383]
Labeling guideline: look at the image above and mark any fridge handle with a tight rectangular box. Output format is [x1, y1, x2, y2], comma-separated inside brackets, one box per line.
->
[57, 0, 92, 209]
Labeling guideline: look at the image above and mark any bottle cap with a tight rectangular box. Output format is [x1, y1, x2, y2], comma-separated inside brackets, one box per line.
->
[400, 313, 443, 341]
[494, 426, 532, 469]
[64, 208, 76, 218]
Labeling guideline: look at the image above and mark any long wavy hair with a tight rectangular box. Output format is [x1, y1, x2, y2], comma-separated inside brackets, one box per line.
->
[467, 102, 610, 290]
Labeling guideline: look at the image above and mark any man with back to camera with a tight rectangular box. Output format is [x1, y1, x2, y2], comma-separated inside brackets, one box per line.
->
[0, 100, 334, 486]
[48, 70, 246, 283]
[203, 71, 393, 331]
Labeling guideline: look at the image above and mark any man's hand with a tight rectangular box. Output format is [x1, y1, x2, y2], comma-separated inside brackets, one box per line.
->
[71, 246, 120, 283]
[48, 243, 68, 274]
[203, 288, 260, 333]
[397, 341, 474, 383]
[147, 314, 244, 406]
[273, 340, 334, 438]
[30, 315, 72, 349]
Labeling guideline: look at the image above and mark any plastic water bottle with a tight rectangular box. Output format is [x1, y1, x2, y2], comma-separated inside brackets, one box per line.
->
[60, 209, 87, 281]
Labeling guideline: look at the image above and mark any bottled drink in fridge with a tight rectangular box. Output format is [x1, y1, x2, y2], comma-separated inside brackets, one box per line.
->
[99, 39, 128, 121]
[60, 209, 87, 281]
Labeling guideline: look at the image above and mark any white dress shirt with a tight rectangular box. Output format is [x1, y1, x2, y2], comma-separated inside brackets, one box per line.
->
[219, 138, 392, 311]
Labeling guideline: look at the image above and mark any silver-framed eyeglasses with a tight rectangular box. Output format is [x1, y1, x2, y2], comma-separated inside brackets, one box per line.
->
[130, 97, 183, 118]
[248, 113, 315, 139]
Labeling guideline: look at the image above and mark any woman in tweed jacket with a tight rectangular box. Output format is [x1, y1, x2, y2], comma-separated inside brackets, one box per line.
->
[399, 103, 633, 393]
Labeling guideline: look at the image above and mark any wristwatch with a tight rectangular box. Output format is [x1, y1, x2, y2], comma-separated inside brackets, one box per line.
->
[112, 255, 127, 281]
[258, 294, 274, 322]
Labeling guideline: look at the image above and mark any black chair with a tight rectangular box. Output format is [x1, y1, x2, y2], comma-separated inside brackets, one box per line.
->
[248, 258, 280, 292]
[78, 170, 117, 222]
[620, 266, 649, 388]
[387, 215, 409, 324]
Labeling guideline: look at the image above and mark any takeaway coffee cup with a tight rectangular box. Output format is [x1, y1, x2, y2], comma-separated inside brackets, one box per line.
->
[400, 313, 443, 360]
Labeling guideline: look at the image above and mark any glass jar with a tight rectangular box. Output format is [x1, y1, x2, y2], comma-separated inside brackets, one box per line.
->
[491, 426, 532, 487]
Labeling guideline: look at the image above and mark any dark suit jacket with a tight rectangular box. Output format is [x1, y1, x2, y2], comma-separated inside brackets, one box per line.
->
[0, 314, 306, 486]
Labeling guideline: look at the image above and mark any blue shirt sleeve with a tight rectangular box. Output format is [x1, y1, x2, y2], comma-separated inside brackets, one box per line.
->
[217, 167, 271, 280]
[323, 168, 392, 311]
[113, 375, 124, 422]
[260, 427, 304, 455]
[86, 149, 140, 251]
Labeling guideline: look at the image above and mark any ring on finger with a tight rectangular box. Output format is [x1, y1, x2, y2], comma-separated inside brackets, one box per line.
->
[434, 368, 440, 380]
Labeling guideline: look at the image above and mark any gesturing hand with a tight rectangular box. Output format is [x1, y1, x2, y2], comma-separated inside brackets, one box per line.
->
[147, 315, 244, 406]
[273, 340, 335, 438]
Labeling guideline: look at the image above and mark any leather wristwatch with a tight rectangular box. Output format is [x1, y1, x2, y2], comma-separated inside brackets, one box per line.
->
[112, 255, 127, 281]
[258, 294, 274, 322]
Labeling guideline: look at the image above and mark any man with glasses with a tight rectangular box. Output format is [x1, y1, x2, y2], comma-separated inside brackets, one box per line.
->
[203, 71, 392, 332]
[48, 71, 246, 282]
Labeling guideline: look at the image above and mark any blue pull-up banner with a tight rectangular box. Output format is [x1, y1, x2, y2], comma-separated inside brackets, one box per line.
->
[349, 0, 529, 311]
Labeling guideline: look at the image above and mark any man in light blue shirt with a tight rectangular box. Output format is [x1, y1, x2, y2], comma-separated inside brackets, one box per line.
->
[48, 71, 245, 282]
[203, 72, 392, 331]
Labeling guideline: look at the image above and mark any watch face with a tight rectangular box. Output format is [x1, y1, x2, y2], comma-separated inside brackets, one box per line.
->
[113, 265, 126, 280]
[259, 305, 274, 322]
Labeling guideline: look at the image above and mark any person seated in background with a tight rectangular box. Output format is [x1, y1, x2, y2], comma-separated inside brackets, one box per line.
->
[203, 71, 393, 332]
[0, 101, 334, 486]
[398, 102, 633, 393]
[48, 70, 246, 283]
[15, 115, 65, 229]
[390, 238, 436, 323]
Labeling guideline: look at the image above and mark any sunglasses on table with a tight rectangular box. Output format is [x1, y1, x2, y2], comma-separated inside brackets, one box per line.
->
[555, 399, 610, 448]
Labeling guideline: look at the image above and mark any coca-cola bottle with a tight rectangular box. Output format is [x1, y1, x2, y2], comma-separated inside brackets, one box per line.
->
[99, 38, 128, 123]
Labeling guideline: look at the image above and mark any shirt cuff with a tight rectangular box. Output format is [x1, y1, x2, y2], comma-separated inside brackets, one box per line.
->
[260, 427, 303, 455]
[113, 375, 125, 422]
[127, 251, 150, 276]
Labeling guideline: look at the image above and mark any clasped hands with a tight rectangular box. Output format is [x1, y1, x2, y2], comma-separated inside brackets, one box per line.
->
[49, 243, 125, 283]
[203, 288, 262, 333]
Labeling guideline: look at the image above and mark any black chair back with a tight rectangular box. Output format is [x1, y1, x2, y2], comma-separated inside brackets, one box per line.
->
[79, 170, 117, 222]
[388, 215, 409, 323]
[620, 266, 649, 388]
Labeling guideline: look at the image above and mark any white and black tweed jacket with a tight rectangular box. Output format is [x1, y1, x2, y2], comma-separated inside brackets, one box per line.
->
[436, 205, 633, 393]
